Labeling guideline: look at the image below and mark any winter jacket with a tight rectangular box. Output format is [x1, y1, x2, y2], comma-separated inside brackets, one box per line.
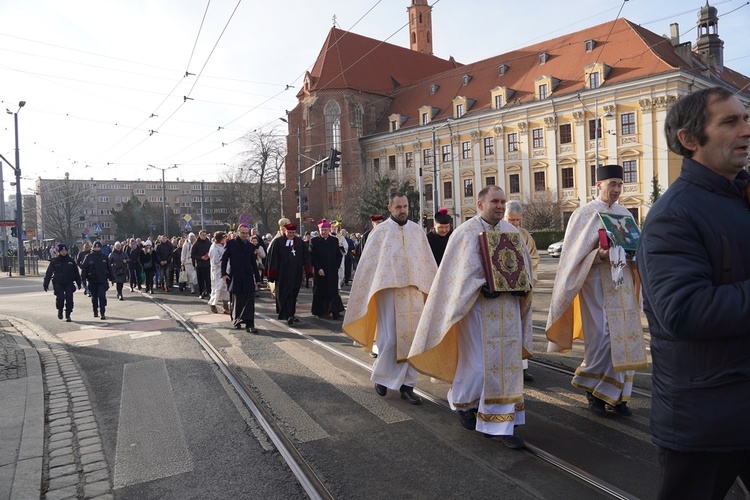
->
[637, 157, 750, 452]
[191, 237, 212, 269]
[109, 249, 130, 284]
[81, 250, 115, 285]
[220, 238, 259, 294]
[44, 255, 82, 290]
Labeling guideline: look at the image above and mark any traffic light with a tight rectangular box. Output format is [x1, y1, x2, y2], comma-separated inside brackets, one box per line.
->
[302, 196, 309, 212]
[329, 148, 341, 169]
[10, 226, 17, 238]
[422, 214, 428, 228]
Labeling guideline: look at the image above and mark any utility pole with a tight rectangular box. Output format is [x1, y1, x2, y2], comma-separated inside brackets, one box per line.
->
[147, 164, 177, 236]
[3, 101, 26, 275]
[0, 155, 6, 274]
[279, 117, 304, 234]
[200, 181, 205, 231]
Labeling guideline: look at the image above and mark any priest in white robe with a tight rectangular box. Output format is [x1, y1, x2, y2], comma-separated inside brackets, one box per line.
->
[546, 164, 647, 416]
[343, 192, 437, 405]
[409, 185, 532, 449]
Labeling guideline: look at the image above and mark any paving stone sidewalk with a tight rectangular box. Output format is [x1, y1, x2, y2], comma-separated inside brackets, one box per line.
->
[6, 317, 114, 500]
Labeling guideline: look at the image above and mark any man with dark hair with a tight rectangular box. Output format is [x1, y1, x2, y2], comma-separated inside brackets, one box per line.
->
[426, 207, 453, 266]
[81, 241, 114, 320]
[409, 186, 531, 448]
[358, 214, 384, 257]
[546, 164, 647, 416]
[637, 87, 750, 499]
[191, 230, 212, 298]
[76, 242, 91, 296]
[43, 244, 82, 322]
[345, 192, 436, 405]
[155, 234, 174, 291]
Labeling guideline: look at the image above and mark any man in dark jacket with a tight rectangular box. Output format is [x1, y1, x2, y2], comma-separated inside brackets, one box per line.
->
[637, 87, 750, 499]
[81, 241, 115, 320]
[43, 244, 82, 322]
[155, 234, 174, 292]
[76, 242, 91, 296]
[191, 230, 212, 299]
[221, 224, 260, 332]
[266, 223, 312, 325]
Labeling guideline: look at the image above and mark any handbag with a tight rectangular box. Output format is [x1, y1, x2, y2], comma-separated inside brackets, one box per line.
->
[179, 269, 188, 284]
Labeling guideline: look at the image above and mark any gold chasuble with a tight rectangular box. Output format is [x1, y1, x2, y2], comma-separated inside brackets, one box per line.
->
[408, 216, 533, 404]
[545, 199, 647, 371]
[342, 218, 437, 362]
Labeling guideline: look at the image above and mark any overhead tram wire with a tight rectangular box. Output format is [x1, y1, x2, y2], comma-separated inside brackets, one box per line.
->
[185, 0, 212, 74]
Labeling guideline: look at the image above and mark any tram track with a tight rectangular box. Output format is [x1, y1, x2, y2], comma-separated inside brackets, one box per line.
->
[151, 294, 641, 500]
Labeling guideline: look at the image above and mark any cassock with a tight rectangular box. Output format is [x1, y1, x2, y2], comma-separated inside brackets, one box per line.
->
[309, 235, 344, 318]
[266, 236, 311, 320]
[408, 216, 532, 436]
[426, 230, 452, 266]
[343, 217, 436, 390]
[545, 198, 647, 406]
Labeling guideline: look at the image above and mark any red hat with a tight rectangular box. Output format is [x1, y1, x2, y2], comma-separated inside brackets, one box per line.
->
[284, 223, 298, 231]
[317, 219, 331, 228]
[369, 214, 385, 222]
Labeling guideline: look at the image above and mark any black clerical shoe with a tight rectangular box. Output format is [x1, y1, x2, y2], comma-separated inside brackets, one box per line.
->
[611, 402, 633, 416]
[287, 316, 295, 325]
[458, 409, 477, 430]
[374, 383, 387, 396]
[234, 323, 243, 330]
[523, 369, 535, 382]
[246, 326, 258, 334]
[400, 385, 422, 405]
[332, 312, 342, 320]
[587, 393, 608, 416]
[499, 434, 526, 449]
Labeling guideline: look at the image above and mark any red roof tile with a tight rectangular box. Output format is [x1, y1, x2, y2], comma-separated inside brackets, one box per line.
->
[302, 28, 461, 97]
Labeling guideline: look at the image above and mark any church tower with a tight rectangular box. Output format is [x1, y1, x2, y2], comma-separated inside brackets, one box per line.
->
[696, 1, 724, 72]
[408, 0, 433, 55]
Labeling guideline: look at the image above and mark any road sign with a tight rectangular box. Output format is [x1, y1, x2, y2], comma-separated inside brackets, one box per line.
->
[25, 229, 35, 238]
[183, 214, 192, 222]
[0, 220, 16, 227]
[83, 228, 89, 235]
[94, 224, 103, 233]
[184, 221, 192, 231]
[239, 212, 250, 225]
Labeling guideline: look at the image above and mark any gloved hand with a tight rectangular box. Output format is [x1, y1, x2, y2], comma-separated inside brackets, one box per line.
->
[480, 283, 501, 299]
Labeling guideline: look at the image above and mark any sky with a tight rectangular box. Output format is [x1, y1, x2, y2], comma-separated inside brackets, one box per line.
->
[0, 0, 748, 199]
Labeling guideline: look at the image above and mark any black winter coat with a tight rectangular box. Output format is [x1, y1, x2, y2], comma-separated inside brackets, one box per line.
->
[221, 238, 259, 294]
[109, 249, 129, 284]
[44, 255, 82, 289]
[81, 250, 115, 284]
[191, 237, 212, 268]
[637, 157, 750, 452]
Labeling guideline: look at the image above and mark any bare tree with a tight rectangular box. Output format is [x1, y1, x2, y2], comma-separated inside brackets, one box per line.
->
[232, 127, 285, 233]
[41, 173, 92, 245]
[340, 173, 419, 231]
[523, 190, 563, 231]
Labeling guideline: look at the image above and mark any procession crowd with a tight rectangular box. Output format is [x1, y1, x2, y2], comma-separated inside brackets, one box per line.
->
[39, 87, 750, 498]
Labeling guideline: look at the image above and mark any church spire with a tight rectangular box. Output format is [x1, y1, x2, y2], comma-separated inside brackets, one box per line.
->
[407, 0, 433, 55]
[696, 1, 723, 71]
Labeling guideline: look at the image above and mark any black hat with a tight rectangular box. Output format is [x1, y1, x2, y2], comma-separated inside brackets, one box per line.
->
[434, 208, 452, 225]
[596, 164, 623, 181]
[92, 241, 102, 249]
[57, 243, 68, 252]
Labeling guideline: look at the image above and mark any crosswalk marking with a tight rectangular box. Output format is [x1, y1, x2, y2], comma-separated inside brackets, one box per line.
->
[135, 316, 161, 321]
[130, 331, 162, 339]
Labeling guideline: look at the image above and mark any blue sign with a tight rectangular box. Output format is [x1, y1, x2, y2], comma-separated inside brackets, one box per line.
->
[239, 212, 250, 225]
[94, 224, 103, 233]
[184, 221, 192, 231]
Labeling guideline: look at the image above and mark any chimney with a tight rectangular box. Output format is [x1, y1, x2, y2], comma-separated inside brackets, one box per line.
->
[670, 23, 680, 46]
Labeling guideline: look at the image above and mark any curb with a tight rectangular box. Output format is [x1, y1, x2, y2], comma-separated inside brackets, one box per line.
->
[4, 323, 44, 499]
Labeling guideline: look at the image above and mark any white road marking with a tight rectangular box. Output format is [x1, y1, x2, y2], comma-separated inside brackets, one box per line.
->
[129, 331, 162, 339]
[134, 316, 161, 321]
[113, 359, 193, 489]
[74, 340, 100, 347]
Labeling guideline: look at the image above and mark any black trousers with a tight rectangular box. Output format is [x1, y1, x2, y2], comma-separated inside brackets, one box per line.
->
[129, 264, 142, 288]
[657, 446, 750, 499]
[196, 267, 211, 296]
[54, 283, 76, 314]
[231, 292, 255, 327]
[88, 282, 109, 314]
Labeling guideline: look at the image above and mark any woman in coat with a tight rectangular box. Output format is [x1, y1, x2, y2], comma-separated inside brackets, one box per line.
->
[108, 241, 130, 300]
[208, 232, 230, 314]
[139, 240, 158, 294]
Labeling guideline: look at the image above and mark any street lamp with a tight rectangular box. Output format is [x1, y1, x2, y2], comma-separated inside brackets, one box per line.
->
[279, 117, 304, 234]
[146, 164, 177, 236]
[3, 101, 26, 275]
[593, 98, 613, 172]
[430, 119, 453, 221]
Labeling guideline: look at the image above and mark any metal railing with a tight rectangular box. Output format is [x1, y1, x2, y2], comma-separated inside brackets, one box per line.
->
[2, 256, 40, 276]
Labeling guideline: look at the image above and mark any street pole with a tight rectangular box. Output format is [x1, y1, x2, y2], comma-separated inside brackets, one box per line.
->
[0, 157, 6, 273]
[200, 181, 205, 231]
[296, 125, 304, 235]
[13, 103, 25, 276]
[147, 164, 176, 237]
[431, 127, 439, 214]
[595, 99, 600, 172]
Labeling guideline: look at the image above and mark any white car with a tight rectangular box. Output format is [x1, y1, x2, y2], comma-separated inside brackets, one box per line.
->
[547, 240, 563, 257]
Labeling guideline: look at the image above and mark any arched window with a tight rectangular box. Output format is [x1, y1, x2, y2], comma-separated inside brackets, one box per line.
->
[353, 103, 364, 137]
[324, 100, 343, 203]
[411, 31, 416, 45]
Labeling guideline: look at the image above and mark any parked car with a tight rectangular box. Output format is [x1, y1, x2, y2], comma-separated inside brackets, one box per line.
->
[547, 240, 563, 257]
